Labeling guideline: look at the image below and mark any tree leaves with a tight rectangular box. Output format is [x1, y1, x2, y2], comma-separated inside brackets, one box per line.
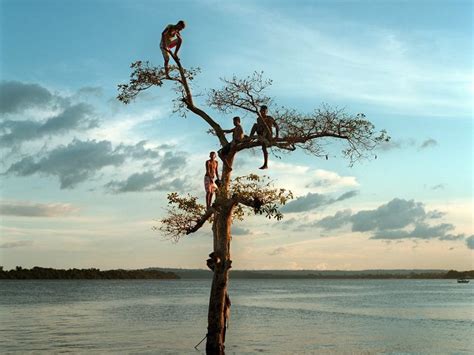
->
[157, 175, 293, 241]
[117, 61, 200, 105]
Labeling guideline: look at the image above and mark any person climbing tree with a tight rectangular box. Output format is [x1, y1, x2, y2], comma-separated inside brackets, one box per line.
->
[250, 105, 279, 169]
[218, 116, 245, 169]
[160, 20, 186, 78]
[204, 151, 219, 209]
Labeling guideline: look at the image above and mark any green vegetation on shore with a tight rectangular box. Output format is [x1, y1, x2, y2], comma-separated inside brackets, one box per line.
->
[0, 266, 179, 280]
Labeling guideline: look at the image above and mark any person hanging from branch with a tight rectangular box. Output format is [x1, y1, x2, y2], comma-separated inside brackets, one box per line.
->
[204, 151, 219, 210]
[218, 116, 245, 169]
[250, 105, 279, 170]
[160, 20, 186, 79]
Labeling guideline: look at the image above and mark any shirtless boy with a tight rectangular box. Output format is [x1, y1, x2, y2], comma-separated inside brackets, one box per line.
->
[160, 20, 186, 78]
[250, 105, 279, 169]
[218, 116, 245, 169]
[204, 151, 220, 209]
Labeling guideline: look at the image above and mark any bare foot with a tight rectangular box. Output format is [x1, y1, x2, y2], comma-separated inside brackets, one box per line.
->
[259, 165, 268, 170]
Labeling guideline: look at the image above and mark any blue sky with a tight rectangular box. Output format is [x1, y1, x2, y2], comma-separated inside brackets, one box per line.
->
[1, 0, 472, 270]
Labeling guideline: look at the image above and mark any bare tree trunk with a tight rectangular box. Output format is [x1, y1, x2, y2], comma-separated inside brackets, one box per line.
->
[206, 158, 234, 354]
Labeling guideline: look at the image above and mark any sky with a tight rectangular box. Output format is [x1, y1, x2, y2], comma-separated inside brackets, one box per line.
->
[0, 0, 472, 271]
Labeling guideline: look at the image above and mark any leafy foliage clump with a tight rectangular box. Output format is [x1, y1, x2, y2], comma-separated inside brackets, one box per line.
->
[158, 175, 293, 241]
[230, 174, 293, 221]
[156, 192, 206, 242]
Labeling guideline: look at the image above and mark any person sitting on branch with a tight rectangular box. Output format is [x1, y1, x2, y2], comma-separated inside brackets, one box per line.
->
[218, 116, 245, 170]
[160, 20, 186, 78]
[204, 151, 219, 210]
[250, 105, 279, 169]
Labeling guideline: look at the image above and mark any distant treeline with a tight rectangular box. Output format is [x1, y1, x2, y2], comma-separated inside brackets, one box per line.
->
[224, 270, 474, 279]
[1, 267, 472, 280]
[150, 268, 474, 280]
[0, 266, 179, 280]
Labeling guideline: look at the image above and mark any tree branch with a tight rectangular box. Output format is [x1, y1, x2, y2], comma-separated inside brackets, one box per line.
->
[158, 193, 212, 242]
[207, 72, 272, 114]
[170, 53, 228, 147]
[117, 60, 228, 147]
[205, 72, 389, 164]
[186, 208, 215, 235]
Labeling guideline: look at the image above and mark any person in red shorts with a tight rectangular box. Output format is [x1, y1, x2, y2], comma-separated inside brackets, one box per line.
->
[160, 20, 186, 78]
[204, 151, 220, 209]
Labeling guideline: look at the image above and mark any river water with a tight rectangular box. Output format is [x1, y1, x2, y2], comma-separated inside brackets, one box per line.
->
[1, 279, 472, 353]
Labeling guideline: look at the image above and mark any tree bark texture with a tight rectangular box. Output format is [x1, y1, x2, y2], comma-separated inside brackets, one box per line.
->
[206, 158, 234, 354]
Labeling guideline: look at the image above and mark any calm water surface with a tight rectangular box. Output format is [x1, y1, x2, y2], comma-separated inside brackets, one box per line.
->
[1, 279, 473, 353]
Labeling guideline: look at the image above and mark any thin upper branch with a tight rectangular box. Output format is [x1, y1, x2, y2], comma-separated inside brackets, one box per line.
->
[117, 60, 228, 147]
[207, 72, 272, 114]
[169, 53, 228, 147]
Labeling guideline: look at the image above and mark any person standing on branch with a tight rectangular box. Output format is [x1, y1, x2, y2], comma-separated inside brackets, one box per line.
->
[250, 105, 279, 169]
[204, 151, 219, 210]
[160, 20, 186, 78]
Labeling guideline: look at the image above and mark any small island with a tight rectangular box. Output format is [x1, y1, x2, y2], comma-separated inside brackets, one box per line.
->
[0, 266, 179, 280]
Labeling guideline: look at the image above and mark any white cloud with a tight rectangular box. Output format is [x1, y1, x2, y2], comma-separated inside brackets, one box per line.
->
[92, 107, 166, 145]
[232, 157, 359, 196]
[308, 169, 359, 192]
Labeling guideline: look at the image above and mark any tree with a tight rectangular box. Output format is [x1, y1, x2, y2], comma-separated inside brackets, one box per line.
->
[117, 51, 388, 354]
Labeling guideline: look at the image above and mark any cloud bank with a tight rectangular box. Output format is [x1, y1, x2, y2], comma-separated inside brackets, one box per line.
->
[281, 190, 358, 213]
[4, 139, 178, 190]
[0, 201, 77, 217]
[0, 81, 99, 149]
[0, 240, 33, 249]
[313, 198, 470, 244]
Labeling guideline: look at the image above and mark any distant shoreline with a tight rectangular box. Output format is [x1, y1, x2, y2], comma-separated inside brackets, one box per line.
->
[1, 266, 472, 280]
[161, 268, 474, 280]
[0, 267, 179, 280]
